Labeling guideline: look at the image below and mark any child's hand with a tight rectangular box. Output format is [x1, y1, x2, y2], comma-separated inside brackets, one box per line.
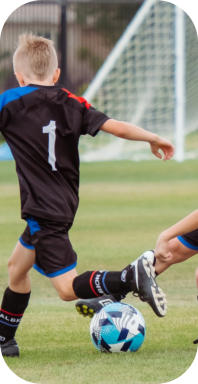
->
[150, 136, 174, 160]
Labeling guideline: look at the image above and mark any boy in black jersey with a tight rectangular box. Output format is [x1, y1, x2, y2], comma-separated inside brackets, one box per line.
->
[0, 34, 174, 357]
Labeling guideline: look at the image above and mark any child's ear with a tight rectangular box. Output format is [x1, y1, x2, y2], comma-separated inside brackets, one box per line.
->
[15, 72, 26, 86]
[53, 68, 61, 84]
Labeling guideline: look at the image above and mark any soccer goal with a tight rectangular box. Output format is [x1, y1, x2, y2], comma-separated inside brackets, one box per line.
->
[80, 0, 198, 162]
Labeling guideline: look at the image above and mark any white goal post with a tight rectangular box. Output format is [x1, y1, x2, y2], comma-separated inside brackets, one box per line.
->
[81, 0, 198, 162]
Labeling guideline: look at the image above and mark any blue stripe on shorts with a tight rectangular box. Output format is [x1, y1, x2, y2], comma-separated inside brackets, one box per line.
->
[19, 236, 35, 250]
[33, 262, 77, 278]
[177, 236, 198, 251]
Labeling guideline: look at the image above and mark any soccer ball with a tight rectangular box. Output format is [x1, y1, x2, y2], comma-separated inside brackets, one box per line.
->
[90, 302, 146, 353]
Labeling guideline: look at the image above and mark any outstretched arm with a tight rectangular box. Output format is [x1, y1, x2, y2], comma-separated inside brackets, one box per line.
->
[100, 119, 174, 160]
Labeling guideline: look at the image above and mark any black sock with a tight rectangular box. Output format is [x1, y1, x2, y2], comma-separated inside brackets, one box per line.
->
[73, 268, 133, 299]
[0, 287, 31, 344]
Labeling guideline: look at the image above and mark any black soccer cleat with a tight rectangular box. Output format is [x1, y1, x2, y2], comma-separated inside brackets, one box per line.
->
[130, 250, 167, 317]
[75, 294, 123, 318]
[0, 338, 20, 357]
[193, 338, 198, 344]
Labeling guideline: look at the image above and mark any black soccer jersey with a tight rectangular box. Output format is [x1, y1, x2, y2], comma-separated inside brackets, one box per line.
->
[0, 85, 109, 223]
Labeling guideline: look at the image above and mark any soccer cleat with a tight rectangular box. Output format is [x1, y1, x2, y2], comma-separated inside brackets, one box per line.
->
[0, 338, 20, 357]
[193, 338, 198, 344]
[130, 250, 167, 317]
[75, 294, 123, 318]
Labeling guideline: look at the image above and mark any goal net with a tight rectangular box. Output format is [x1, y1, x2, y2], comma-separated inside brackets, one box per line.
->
[80, 0, 198, 162]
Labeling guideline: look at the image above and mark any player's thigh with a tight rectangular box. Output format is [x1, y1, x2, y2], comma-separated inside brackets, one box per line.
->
[169, 237, 197, 264]
[8, 241, 36, 278]
[50, 268, 78, 301]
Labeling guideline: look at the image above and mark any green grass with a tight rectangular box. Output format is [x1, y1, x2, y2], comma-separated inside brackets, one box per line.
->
[0, 159, 198, 384]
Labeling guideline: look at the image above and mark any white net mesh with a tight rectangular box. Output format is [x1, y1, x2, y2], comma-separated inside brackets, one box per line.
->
[80, 0, 198, 162]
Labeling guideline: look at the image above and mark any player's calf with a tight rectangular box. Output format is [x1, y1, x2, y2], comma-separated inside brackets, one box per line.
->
[74, 251, 167, 318]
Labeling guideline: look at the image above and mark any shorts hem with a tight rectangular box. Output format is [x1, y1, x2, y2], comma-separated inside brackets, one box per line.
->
[19, 237, 35, 250]
[177, 236, 198, 250]
[33, 262, 77, 278]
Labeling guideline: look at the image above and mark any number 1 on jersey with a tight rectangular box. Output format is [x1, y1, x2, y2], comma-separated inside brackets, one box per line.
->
[42, 120, 57, 171]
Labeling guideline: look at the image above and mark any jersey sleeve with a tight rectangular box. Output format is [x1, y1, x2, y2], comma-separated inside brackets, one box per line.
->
[81, 104, 110, 136]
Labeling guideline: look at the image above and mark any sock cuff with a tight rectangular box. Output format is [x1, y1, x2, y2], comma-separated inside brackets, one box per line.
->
[1, 287, 31, 315]
[6, 287, 31, 297]
[0, 288, 30, 344]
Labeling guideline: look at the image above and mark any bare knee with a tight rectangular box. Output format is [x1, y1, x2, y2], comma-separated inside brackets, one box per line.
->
[8, 258, 19, 279]
[155, 237, 195, 275]
[168, 238, 195, 264]
[169, 238, 182, 258]
[8, 258, 28, 286]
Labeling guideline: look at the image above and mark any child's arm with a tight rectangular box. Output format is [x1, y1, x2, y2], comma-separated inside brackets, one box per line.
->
[155, 210, 198, 262]
[100, 119, 174, 160]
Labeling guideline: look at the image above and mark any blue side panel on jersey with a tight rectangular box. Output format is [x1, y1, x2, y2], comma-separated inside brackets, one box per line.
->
[27, 217, 41, 235]
[177, 236, 198, 250]
[0, 86, 38, 112]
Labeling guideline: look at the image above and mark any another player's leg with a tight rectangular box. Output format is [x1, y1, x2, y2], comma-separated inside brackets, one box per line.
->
[134, 238, 197, 316]
[0, 241, 35, 357]
[155, 237, 197, 275]
[130, 235, 198, 317]
[137, 236, 197, 320]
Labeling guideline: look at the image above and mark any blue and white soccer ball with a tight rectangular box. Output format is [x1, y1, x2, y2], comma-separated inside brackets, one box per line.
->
[90, 302, 146, 353]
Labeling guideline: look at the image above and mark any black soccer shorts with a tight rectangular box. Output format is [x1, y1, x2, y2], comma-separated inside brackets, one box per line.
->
[19, 217, 77, 277]
[178, 229, 198, 251]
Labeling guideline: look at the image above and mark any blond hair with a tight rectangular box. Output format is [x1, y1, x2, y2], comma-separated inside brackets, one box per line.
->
[13, 33, 58, 81]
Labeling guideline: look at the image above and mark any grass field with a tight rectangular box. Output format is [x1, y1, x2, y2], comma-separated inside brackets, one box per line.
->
[0, 159, 198, 384]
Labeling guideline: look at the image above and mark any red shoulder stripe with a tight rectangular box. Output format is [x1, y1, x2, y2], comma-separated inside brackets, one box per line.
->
[62, 88, 91, 110]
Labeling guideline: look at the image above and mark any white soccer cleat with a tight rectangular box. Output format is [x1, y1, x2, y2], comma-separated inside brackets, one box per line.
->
[130, 250, 167, 317]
